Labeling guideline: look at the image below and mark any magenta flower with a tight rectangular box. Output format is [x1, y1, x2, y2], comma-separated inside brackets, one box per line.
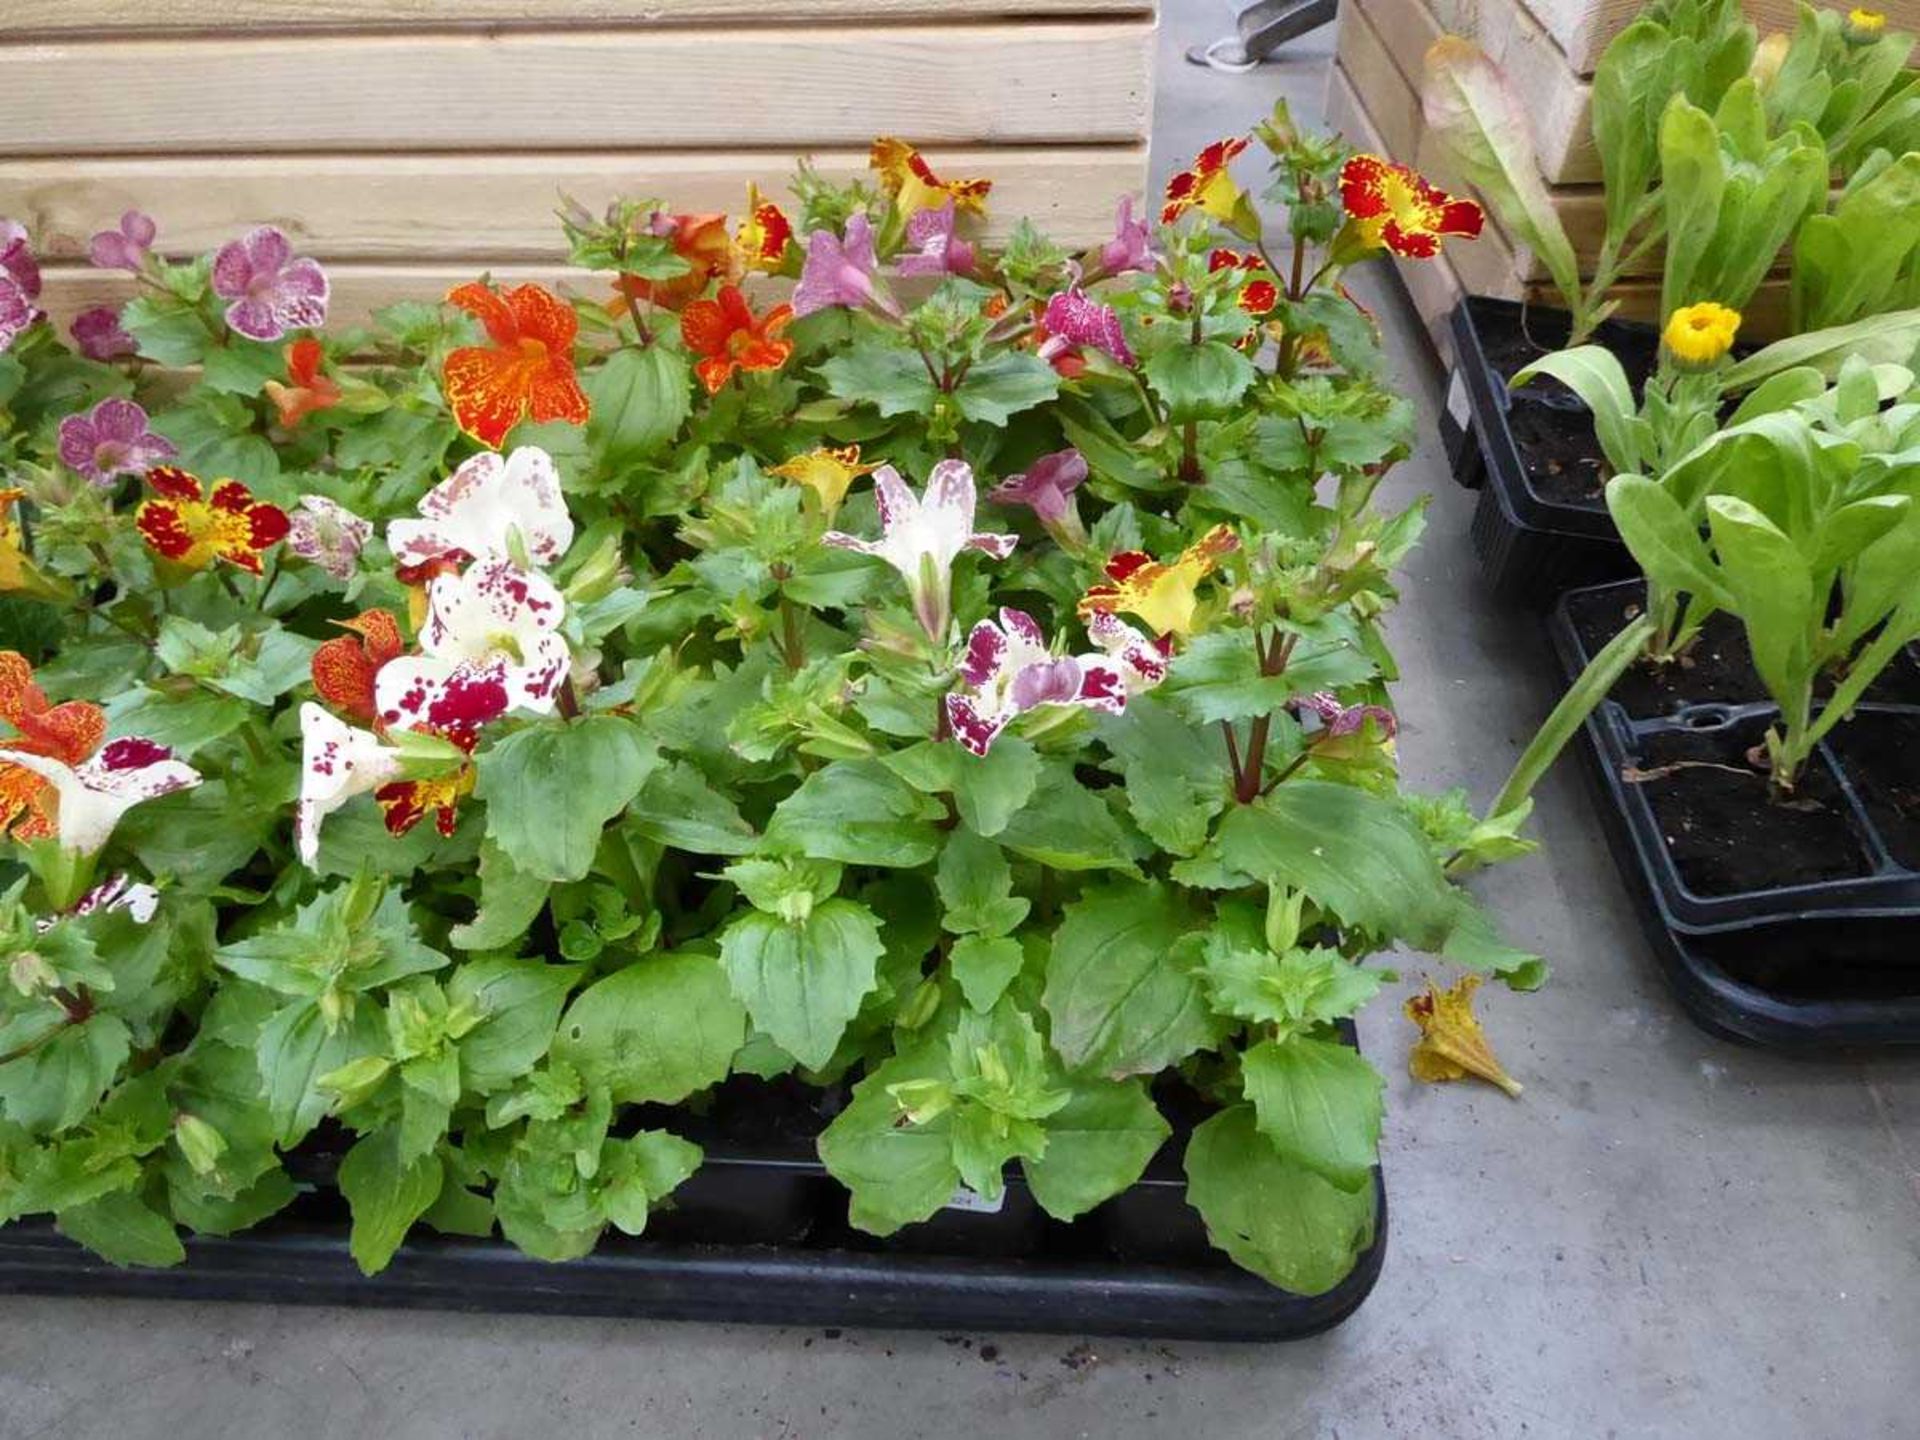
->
[988, 448, 1088, 548]
[56, 398, 177, 486]
[792, 213, 899, 318]
[945, 608, 1127, 757]
[1098, 195, 1155, 277]
[1040, 288, 1134, 367]
[288, 495, 373, 580]
[0, 220, 42, 354]
[88, 210, 157, 273]
[897, 199, 976, 279]
[1302, 691, 1397, 740]
[70, 306, 136, 361]
[211, 225, 330, 342]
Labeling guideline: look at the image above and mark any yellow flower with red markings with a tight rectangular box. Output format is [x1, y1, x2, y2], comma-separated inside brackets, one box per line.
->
[376, 758, 476, 844]
[1077, 525, 1240, 639]
[1337, 154, 1483, 259]
[1161, 138, 1250, 225]
[0, 489, 67, 602]
[135, 466, 290, 575]
[736, 184, 795, 273]
[1209, 248, 1278, 316]
[442, 281, 590, 450]
[769, 445, 877, 515]
[870, 137, 992, 217]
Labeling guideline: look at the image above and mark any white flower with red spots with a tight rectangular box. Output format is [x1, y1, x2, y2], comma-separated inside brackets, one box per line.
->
[945, 608, 1127, 757]
[295, 703, 405, 868]
[0, 735, 200, 855]
[387, 445, 574, 574]
[374, 559, 569, 738]
[1085, 610, 1172, 695]
[824, 460, 1016, 642]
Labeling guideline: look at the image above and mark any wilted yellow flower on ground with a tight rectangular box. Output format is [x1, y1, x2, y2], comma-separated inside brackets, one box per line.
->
[1662, 302, 1742, 367]
[1405, 975, 1523, 1098]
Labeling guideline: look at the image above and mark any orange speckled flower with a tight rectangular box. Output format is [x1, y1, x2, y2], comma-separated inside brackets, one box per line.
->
[135, 466, 290, 575]
[736, 184, 795, 273]
[263, 337, 342, 428]
[442, 281, 590, 450]
[609, 212, 740, 313]
[1161, 138, 1250, 225]
[870, 137, 992, 217]
[1077, 525, 1240, 638]
[0, 650, 106, 843]
[1338, 154, 1484, 260]
[680, 285, 795, 394]
[310, 609, 405, 725]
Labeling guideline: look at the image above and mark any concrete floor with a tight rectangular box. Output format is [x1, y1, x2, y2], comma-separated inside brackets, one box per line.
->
[4, 8, 1917, 1438]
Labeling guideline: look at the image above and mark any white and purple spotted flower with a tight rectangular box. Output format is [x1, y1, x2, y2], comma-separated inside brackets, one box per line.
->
[88, 210, 157, 273]
[1086, 610, 1172, 695]
[70, 305, 137, 361]
[988, 448, 1088, 548]
[211, 225, 330, 343]
[387, 445, 574, 574]
[824, 459, 1017, 642]
[1, 735, 200, 855]
[295, 703, 406, 868]
[1040, 287, 1134, 367]
[896, 200, 976, 279]
[1301, 691, 1397, 741]
[1097, 195, 1155, 277]
[374, 559, 570, 738]
[0, 220, 42, 354]
[56, 397, 177, 486]
[945, 608, 1127, 757]
[70, 874, 160, 924]
[793, 213, 900, 319]
[288, 495, 373, 580]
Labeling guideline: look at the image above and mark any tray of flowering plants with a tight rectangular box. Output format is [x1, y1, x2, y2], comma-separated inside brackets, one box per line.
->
[1419, 0, 1920, 606]
[0, 111, 1542, 1338]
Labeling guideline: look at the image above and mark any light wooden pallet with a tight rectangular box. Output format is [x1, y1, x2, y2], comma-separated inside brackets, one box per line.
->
[1526, 0, 1920, 76]
[0, 1, 1156, 332]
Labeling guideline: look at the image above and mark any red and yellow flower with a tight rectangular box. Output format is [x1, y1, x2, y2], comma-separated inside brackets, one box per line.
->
[735, 184, 795, 273]
[609, 212, 740, 313]
[1337, 154, 1484, 260]
[870, 137, 992, 218]
[1209, 249, 1278, 316]
[1161, 138, 1250, 225]
[0, 651, 106, 843]
[1077, 525, 1240, 638]
[769, 444, 877, 516]
[442, 281, 590, 450]
[135, 466, 290, 575]
[376, 757, 476, 843]
[0, 489, 67, 602]
[310, 608, 405, 725]
[680, 284, 795, 394]
[263, 336, 342, 428]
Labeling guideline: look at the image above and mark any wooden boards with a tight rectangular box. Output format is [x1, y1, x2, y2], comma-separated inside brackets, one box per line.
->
[1523, 0, 1920, 76]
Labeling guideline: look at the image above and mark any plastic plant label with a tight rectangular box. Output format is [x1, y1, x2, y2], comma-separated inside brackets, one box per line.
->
[943, 1184, 1007, 1215]
[1445, 369, 1470, 429]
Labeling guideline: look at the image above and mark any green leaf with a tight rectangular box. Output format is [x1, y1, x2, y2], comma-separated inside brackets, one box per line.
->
[626, 760, 759, 855]
[1143, 341, 1255, 423]
[120, 293, 212, 366]
[0, 1016, 131, 1135]
[934, 831, 1029, 937]
[1240, 1036, 1383, 1191]
[764, 759, 945, 868]
[475, 716, 661, 882]
[951, 735, 1041, 837]
[1184, 1104, 1377, 1294]
[449, 841, 551, 951]
[1097, 694, 1230, 856]
[1512, 347, 1641, 477]
[448, 958, 585, 1093]
[1043, 881, 1213, 1078]
[817, 1044, 958, 1235]
[717, 901, 885, 1070]
[951, 350, 1061, 425]
[587, 344, 692, 467]
[1605, 475, 1736, 610]
[996, 765, 1143, 873]
[336, 1129, 445, 1276]
[1022, 1079, 1168, 1222]
[1162, 629, 1374, 726]
[553, 951, 745, 1103]
[949, 935, 1026, 1012]
[56, 1189, 185, 1268]
[1658, 96, 1726, 311]
[255, 1001, 381, 1147]
[1706, 495, 1816, 707]
[816, 341, 941, 418]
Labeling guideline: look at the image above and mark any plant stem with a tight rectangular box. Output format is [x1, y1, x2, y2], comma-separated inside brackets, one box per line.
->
[1234, 628, 1295, 804]
[556, 676, 582, 720]
[778, 592, 806, 671]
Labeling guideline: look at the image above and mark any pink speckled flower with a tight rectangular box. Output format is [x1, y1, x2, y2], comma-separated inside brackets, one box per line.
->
[0, 221, 42, 353]
[70, 306, 137, 361]
[287, 495, 373, 580]
[56, 398, 176, 486]
[1039, 287, 1134, 367]
[897, 199, 976, 279]
[211, 225, 330, 342]
[792, 214, 900, 318]
[88, 211, 157, 273]
[1302, 691, 1397, 739]
[944, 608, 1127, 757]
[1098, 195, 1155, 277]
[988, 448, 1088, 548]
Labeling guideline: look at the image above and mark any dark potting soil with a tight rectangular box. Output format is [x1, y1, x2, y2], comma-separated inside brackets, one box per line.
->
[1633, 717, 1872, 895]
[1565, 584, 1758, 718]
[1826, 710, 1920, 871]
